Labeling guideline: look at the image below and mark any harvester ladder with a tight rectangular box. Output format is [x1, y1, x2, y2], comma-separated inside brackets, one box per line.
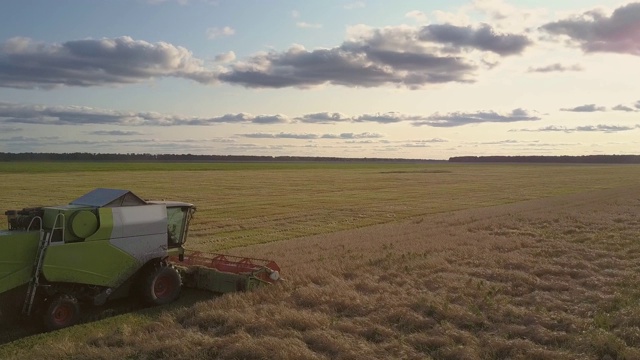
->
[22, 213, 64, 316]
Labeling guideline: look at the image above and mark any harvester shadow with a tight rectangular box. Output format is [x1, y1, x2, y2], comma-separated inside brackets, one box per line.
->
[0, 288, 216, 346]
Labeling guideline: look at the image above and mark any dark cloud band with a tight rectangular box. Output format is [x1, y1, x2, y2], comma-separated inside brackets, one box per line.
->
[1, 22, 532, 90]
[0, 102, 541, 128]
[541, 3, 640, 55]
[0, 37, 218, 89]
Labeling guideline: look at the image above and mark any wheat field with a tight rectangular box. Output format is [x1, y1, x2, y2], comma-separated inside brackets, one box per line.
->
[1, 163, 640, 359]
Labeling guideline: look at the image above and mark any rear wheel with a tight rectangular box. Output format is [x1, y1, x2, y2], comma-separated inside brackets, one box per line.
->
[44, 294, 80, 331]
[141, 263, 182, 306]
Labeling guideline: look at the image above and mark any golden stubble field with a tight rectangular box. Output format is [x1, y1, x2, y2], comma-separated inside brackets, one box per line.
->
[1, 163, 640, 359]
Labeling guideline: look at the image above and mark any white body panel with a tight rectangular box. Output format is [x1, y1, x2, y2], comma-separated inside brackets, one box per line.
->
[109, 205, 168, 263]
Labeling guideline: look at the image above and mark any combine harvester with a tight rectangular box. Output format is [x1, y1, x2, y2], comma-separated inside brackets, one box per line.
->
[0, 189, 281, 330]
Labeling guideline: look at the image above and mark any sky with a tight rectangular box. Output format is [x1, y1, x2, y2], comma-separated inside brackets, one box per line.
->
[0, 0, 639, 160]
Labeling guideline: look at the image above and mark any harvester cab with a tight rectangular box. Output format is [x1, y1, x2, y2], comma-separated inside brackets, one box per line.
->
[0, 189, 281, 331]
[147, 201, 196, 252]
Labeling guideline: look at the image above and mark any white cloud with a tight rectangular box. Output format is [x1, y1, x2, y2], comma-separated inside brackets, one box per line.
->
[215, 51, 236, 63]
[412, 109, 541, 127]
[295, 112, 351, 124]
[560, 104, 607, 112]
[527, 63, 583, 73]
[471, 0, 548, 32]
[516, 125, 640, 133]
[405, 11, 428, 24]
[239, 132, 384, 140]
[206, 26, 235, 39]
[432, 10, 472, 27]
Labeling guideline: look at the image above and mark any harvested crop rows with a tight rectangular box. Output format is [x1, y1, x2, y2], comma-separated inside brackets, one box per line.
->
[2, 163, 639, 251]
[1, 163, 640, 359]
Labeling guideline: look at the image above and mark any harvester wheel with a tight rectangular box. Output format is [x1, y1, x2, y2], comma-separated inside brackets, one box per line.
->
[141, 263, 182, 306]
[44, 294, 80, 331]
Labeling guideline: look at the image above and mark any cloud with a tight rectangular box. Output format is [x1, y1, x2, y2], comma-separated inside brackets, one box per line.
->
[517, 125, 640, 133]
[398, 138, 449, 147]
[471, 0, 549, 31]
[476, 139, 522, 145]
[575, 125, 638, 132]
[206, 26, 235, 39]
[88, 130, 144, 136]
[405, 11, 428, 24]
[514, 125, 569, 133]
[0, 103, 284, 126]
[322, 132, 383, 139]
[0, 126, 21, 132]
[241, 132, 318, 139]
[412, 108, 540, 127]
[0, 102, 541, 128]
[541, 3, 640, 55]
[418, 138, 448, 143]
[292, 10, 322, 29]
[295, 112, 351, 124]
[176, 113, 255, 125]
[418, 23, 532, 55]
[215, 51, 236, 63]
[0, 36, 219, 89]
[401, 143, 431, 148]
[527, 63, 583, 73]
[612, 104, 636, 112]
[560, 104, 606, 112]
[473, 0, 516, 20]
[239, 132, 383, 140]
[296, 22, 323, 29]
[217, 23, 531, 89]
[218, 44, 474, 88]
[0, 135, 59, 143]
[353, 112, 424, 124]
[1, 21, 531, 90]
[0, 135, 238, 154]
[251, 115, 289, 124]
[636, 100, 640, 109]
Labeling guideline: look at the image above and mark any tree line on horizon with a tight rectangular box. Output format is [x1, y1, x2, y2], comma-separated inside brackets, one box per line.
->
[448, 155, 640, 164]
[0, 152, 436, 163]
[0, 153, 639, 163]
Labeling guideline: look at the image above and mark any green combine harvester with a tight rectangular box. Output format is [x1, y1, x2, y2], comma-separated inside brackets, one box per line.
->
[0, 189, 281, 330]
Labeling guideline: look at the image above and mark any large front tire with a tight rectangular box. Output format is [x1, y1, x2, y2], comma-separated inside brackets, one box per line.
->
[141, 263, 182, 306]
[44, 294, 80, 331]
